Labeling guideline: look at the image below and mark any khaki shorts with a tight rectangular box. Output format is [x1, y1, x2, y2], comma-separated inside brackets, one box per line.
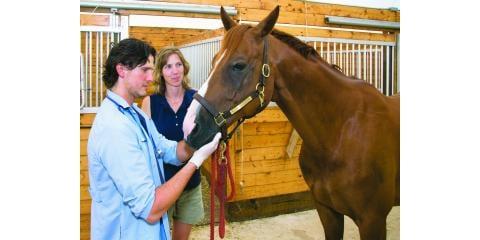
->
[168, 184, 204, 225]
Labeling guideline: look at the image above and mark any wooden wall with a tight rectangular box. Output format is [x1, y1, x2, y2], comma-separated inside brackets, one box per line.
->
[229, 107, 308, 201]
[81, 0, 399, 49]
[80, 114, 94, 240]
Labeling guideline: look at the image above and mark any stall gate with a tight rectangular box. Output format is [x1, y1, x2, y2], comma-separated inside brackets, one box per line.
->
[180, 36, 398, 96]
[180, 36, 223, 90]
[80, 13, 128, 113]
[80, 33, 398, 112]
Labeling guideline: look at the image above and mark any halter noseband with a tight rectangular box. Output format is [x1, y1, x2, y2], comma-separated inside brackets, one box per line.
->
[193, 37, 270, 142]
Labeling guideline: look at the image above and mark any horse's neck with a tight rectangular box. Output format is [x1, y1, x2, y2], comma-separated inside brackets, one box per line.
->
[272, 49, 354, 150]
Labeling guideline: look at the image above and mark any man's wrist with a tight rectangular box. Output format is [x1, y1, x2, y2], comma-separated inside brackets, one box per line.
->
[177, 140, 195, 162]
[188, 161, 200, 169]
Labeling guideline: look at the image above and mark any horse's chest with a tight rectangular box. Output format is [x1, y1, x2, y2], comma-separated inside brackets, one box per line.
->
[298, 151, 343, 187]
[298, 149, 356, 202]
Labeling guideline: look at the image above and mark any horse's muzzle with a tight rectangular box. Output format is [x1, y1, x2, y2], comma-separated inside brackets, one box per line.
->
[185, 108, 221, 150]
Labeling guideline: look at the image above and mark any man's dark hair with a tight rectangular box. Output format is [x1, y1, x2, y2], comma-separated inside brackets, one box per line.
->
[102, 38, 156, 89]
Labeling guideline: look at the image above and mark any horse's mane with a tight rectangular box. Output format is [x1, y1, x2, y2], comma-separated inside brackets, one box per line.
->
[223, 25, 342, 73]
[270, 29, 321, 61]
[270, 29, 343, 73]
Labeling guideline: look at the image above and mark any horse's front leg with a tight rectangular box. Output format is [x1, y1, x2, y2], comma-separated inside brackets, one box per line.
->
[314, 200, 344, 240]
[355, 214, 387, 240]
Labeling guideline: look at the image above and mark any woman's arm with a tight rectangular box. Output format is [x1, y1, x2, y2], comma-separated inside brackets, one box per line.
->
[141, 96, 152, 118]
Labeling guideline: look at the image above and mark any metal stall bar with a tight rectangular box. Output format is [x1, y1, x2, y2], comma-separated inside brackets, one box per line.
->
[80, 53, 86, 109]
[386, 46, 390, 96]
[380, 45, 384, 93]
[340, 43, 343, 71]
[350, 44, 354, 76]
[375, 45, 379, 90]
[327, 41, 331, 63]
[396, 33, 400, 93]
[364, 44, 367, 82]
[100, 32, 104, 102]
[357, 44, 361, 79]
[83, 33, 88, 109]
[392, 45, 396, 94]
[346, 43, 349, 76]
[96, 32, 100, 107]
[333, 42, 337, 66]
[369, 45, 373, 85]
[320, 42, 323, 59]
[89, 32, 93, 107]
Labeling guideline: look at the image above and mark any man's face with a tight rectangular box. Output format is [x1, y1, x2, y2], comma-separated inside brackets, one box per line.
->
[124, 55, 154, 99]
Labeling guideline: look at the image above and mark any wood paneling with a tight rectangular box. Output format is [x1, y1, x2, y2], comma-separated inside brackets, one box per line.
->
[80, 214, 90, 239]
[245, 107, 289, 123]
[241, 121, 292, 135]
[233, 179, 308, 201]
[129, 26, 211, 50]
[80, 14, 110, 26]
[82, 0, 399, 51]
[80, 114, 95, 127]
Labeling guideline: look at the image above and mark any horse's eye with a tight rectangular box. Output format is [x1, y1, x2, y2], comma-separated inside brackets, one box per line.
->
[232, 63, 247, 72]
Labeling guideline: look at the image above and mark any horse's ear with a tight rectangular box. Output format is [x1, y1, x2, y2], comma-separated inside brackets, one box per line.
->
[255, 6, 280, 38]
[220, 6, 237, 31]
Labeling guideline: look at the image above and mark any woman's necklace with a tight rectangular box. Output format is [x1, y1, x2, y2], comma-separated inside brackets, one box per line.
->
[166, 87, 185, 112]
[166, 94, 184, 112]
[166, 96, 182, 105]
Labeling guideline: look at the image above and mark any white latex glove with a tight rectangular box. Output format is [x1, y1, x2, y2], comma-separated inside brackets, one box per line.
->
[189, 133, 222, 169]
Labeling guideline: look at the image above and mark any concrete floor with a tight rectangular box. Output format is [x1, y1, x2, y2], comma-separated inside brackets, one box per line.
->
[191, 206, 400, 240]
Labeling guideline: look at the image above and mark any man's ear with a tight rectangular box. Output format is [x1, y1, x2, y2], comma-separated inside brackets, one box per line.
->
[116, 64, 125, 78]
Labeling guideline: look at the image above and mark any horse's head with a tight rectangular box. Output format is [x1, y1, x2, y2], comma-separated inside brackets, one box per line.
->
[183, 6, 280, 149]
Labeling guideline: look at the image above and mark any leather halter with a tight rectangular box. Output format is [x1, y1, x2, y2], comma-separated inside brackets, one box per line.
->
[193, 37, 271, 142]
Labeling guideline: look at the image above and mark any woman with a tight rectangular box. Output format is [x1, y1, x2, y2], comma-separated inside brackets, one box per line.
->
[142, 47, 202, 240]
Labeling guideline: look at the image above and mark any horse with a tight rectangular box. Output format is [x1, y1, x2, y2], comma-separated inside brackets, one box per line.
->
[183, 6, 400, 240]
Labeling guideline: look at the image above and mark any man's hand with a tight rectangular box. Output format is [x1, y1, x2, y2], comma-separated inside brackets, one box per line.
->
[188, 133, 221, 169]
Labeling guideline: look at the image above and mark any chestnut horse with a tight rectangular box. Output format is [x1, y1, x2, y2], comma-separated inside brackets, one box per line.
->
[184, 6, 399, 240]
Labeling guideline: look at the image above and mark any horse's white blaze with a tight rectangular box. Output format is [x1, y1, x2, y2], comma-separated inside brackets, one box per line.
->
[183, 50, 227, 139]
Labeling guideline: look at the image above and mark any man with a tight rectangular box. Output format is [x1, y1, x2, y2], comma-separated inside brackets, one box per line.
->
[87, 38, 220, 240]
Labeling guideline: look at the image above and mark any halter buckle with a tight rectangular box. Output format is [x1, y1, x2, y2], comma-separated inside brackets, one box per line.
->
[262, 64, 271, 78]
[214, 112, 226, 127]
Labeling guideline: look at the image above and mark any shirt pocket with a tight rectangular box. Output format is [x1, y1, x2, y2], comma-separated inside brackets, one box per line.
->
[138, 136, 149, 153]
[88, 187, 103, 204]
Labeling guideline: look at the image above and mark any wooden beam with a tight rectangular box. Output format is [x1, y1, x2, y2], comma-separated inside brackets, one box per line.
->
[80, 14, 110, 26]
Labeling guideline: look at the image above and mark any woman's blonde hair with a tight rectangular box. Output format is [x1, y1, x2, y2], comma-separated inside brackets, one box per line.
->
[153, 46, 191, 95]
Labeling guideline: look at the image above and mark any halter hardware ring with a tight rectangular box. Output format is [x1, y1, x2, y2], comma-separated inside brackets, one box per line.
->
[262, 64, 271, 78]
[214, 113, 226, 127]
[256, 83, 265, 107]
[259, 91, 265, 107]
[219, 141, 227, 163]
[256, 83, 264, 93]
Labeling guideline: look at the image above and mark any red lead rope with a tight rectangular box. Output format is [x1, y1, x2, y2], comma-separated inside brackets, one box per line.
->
[210, 141, 235, 240]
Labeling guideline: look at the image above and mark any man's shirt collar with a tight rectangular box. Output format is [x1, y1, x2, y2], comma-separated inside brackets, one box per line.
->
[106, 89, 131, 110]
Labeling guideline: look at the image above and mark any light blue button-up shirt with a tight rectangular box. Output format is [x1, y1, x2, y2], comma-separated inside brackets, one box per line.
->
[88, 90, 183, 240]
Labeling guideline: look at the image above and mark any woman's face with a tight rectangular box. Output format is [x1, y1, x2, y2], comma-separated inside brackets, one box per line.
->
[162, 53, 184, 88]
